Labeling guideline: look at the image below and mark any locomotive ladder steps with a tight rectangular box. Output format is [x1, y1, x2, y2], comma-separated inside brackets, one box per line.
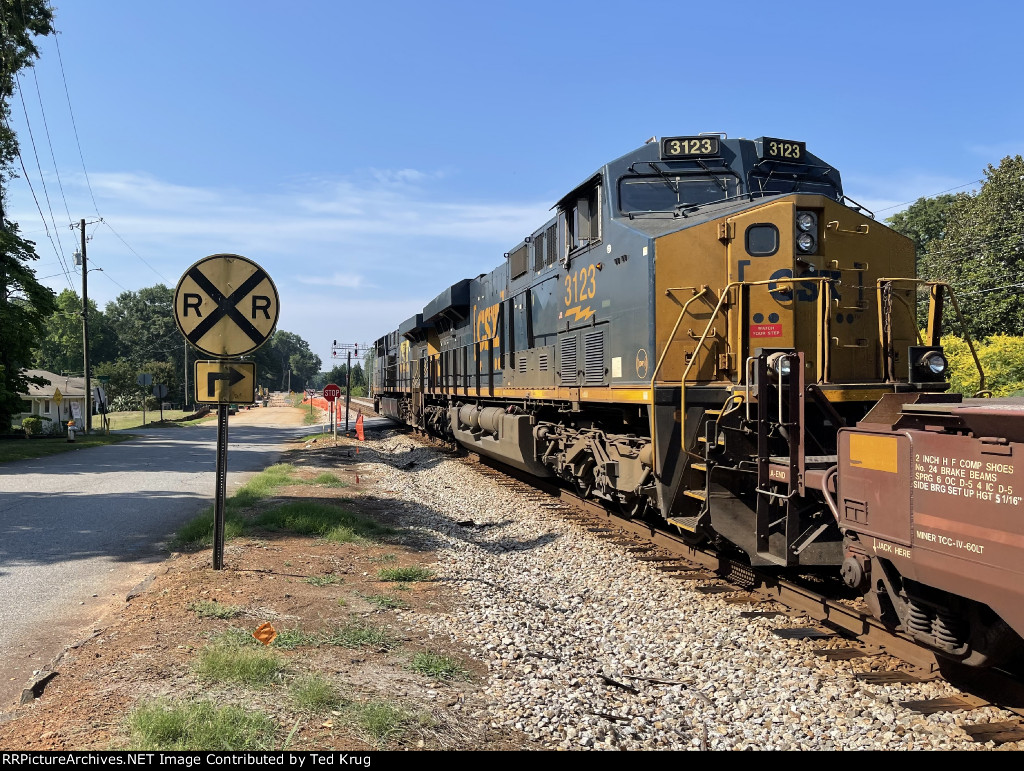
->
[667, 515, 700, 532]
[683, 489, 707, 501]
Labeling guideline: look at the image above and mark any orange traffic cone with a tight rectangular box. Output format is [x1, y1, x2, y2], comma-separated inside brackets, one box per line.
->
[355, 413, 365, 441]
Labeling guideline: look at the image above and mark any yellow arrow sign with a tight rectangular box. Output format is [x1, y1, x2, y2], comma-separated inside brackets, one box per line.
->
[194, 361, 256, 404]
[174, 254, 280, 358]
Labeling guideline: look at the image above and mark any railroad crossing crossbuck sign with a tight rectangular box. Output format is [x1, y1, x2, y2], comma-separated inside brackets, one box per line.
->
[174, 254, 280, 357]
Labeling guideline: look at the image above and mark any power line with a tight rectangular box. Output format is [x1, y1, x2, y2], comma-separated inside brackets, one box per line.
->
[875, 179, 984, 215]
[51, 30, 99, 217]
[14, 73, 74, 288]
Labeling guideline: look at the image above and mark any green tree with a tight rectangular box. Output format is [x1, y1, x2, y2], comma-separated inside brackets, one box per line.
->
[886, 193, 962, 259]
[33, 288, 113, 374]
[0, 1, 56, 431]
[916, 156, 1024, 338]
[93, 358, 139, 407]
[105, 284, 183, 370]
[941, 334, 1024, 397]
[252, 330, 320, 392]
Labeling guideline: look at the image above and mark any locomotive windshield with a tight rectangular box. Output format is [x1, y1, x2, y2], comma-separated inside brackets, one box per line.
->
[619, 174, 740, 214]
[748, 168, 842, 201]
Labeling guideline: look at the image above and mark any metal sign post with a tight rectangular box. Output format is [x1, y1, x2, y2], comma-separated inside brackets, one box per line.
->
[213, 403, 229, 570]
[174, 254, 280, 570]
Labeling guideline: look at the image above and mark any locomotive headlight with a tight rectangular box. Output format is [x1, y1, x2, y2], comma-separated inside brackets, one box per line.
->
[920, 350, 948, 375]
[766, 351, 792, 377]
[796, 211, 817, 232]
[796, 232, 817, 252]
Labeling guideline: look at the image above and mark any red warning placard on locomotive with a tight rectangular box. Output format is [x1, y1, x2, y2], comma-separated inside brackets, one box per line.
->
[750, 323, 782, 337]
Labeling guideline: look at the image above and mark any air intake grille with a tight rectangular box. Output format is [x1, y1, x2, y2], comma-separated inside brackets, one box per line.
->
[518, 355, 527, 373]
[538, 353, 549, 371]
[545, 224, 558, 265]
[509, 245, 528, 279]
[584, 331, 604, 384]
[560, 336, 577, 384]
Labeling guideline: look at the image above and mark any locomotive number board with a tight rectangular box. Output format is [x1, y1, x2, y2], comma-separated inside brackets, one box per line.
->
[661, 136, 721, 159]
[760, 137, 806, 161]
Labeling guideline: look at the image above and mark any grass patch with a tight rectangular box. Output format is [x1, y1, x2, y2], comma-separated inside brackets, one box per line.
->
[409, 652, 471, 681]
[308, 472, 348, 487]
[209, 627, 262, 647]
[254, 501, 395, 544]
[320, 621, 397, 650]
[230, 463, 297, 508]
[270, 627, 318, 650]
[363, 593, 408, 610]
[188, 600, 241, 619]
[290, 674, 346, 713]
[306, 573, 344, 587]
[170, 506, 246, 550]
[368, 553, 397, 564]
[378, 566, 434, 583]
[349, 701, 424, 746]
[0, 433, 133, 464]
[105, 410, 194, 431]
[196, 643, 284, 686]
[125, 699, 277, 751]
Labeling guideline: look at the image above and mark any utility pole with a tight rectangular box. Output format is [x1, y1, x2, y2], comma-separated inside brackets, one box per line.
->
[78, 219, 91, 433]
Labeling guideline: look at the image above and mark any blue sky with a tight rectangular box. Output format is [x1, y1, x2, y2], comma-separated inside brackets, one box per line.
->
[7, 0, 1023, 371]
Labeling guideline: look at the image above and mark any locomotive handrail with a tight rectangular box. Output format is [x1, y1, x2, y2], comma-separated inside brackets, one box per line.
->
[678, 276, 837, 458]
[650, 286, 711, 385]
[875, 278, 985, 392]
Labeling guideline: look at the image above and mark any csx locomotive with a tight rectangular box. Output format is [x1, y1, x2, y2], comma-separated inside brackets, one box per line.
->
[372, 134, 1024, 668]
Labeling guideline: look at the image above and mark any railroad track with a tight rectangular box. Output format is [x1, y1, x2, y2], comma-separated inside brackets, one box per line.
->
[358, 414, 1024, 745]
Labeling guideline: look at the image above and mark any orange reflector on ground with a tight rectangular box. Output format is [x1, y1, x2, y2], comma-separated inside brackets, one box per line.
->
[253, 622, 277, 646]
[355, 413, 365, 441]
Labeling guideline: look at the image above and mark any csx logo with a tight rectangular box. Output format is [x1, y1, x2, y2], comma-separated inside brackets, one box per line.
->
[475, 303, 500, 342]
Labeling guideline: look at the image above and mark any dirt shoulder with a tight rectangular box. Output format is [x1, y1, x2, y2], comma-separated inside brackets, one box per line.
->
[0, 417, 534, 751]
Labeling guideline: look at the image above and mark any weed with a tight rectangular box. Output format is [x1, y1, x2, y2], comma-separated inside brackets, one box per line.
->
[409, 652, 471, 681]
[254, 501, 395, 543]
[187, 600, 241, 620]
[363, 593, 409, 610]
[368, 553, 397, 564]
[125, 700, 277, 751]
[348, 701, 423, 746]
[196, 643, 283, 686]
[378, 566, 434, 583]
[171, 507, 245, 550]
[308, 472, 348, 487]
[289, 674, 346, 713]
[270, 627, 318, 650]
[306, 574, 344, 587]
[209, 628, 261, 648]
[320, 621, 397, 650]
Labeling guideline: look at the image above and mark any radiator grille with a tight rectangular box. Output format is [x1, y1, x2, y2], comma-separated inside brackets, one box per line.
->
[584, 331, 604, 384]
[560, 337, 577, 384]
[545, 224, 558, 264]
[533, 232, 545, 272]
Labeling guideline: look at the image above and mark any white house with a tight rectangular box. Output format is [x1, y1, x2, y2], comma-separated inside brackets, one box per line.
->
[19, 369, 88, 429]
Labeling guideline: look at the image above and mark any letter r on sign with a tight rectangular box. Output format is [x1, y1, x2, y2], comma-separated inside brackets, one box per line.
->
[252, 295, 271, 319]
[183, 293, 203, 317]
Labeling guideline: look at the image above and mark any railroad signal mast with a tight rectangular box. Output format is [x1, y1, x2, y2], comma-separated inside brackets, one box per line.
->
[331, 340, 366, 431]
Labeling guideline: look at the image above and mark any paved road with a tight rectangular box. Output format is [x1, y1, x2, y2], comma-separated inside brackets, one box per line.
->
[0, 415, 308, 708]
